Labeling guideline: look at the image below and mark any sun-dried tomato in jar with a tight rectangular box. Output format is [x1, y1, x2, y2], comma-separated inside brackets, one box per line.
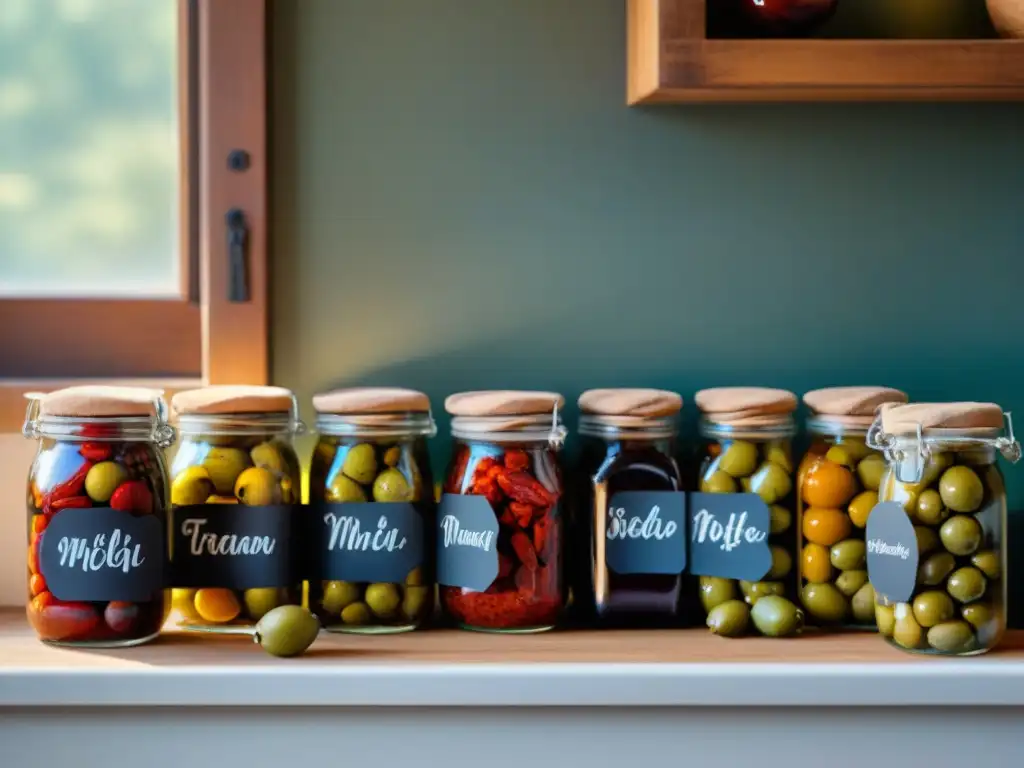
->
[23, 386, 174, 647]
[438, 390, 567, 633]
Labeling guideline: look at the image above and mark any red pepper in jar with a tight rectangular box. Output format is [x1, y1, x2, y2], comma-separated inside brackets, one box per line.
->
[28, 592, 102, 642]
[79, 442, 113, 462]
[110, 480, 153, 515]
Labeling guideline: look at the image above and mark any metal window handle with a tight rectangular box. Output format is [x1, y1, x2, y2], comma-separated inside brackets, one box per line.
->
[225, 208, 250, 302]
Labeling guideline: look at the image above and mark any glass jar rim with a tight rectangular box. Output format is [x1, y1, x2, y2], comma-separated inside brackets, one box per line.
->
[805, 415, 871, 437]
[450, 413, 566, 446]
[867, 411, 1021, 464]
[316, 411, 436, 439]
[698, 415, 796, 440]
[176, 410, 305, 438]
[25, 414, 175, 446]
[578, 413, 678, 440]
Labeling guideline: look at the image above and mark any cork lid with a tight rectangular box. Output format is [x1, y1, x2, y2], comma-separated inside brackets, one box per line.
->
[578, 388, 682, 418]
[36, 386, 164, 418]
[882, 402, 1004, 435]
[172, 385, 295, 416]
[695, 387, 797, 426]
[804, 386, 908, 417]
[313, 387, 430, 414]
[445, 390, 564, 417]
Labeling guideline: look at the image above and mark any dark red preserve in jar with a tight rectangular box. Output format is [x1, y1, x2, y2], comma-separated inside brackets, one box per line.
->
[438, 390, 566, 633]
[23, 386, 173, 647]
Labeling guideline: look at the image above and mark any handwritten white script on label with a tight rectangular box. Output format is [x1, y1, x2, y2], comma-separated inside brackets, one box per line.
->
[607, 505, 678, 541]
[441, 515, 494, 552]
[691, 508, 767, 552]
[181, 518, 277, 556]
[57, 530, 146, 574]
[324, 512, 408, 552]
[867, 538, 911, 560]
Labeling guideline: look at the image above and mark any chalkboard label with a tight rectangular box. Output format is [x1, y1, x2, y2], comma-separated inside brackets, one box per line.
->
[171, 504, 296, 589]
[437, 494, 499, 592]
[687, 492, 772, 582]
[866, 501, 919, 603]
[39, 506, 164, 602]
[604, 491, 687, 575]
[317, 502, 424, 583]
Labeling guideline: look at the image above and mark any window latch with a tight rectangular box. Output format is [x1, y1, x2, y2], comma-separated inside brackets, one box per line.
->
[225, 208, 249, 302]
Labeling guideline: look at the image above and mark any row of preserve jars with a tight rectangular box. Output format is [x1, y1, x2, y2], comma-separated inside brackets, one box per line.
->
[22, 385, 1019, 657]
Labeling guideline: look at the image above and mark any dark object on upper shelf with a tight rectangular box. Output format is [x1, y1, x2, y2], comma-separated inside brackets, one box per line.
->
[707, 0, 839, 39]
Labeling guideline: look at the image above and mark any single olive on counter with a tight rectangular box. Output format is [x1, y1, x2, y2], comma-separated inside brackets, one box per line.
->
[254, 605, 321, 658]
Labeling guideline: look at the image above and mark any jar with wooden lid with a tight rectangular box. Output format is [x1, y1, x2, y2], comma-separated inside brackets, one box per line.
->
[797, 386, 908, 629]
[168, 386, 305, 632]
[693, 387, 803, 638]
[439, 390, 567, 633]
[574, 388, 692, 626]
[23, 386, 175, 647]
[309, 387, 436, 633]
[866, 403, 1020, 656]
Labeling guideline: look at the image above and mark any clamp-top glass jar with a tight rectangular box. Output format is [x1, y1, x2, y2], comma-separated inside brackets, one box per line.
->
[439, 390, 567, 633]
[694, 387, 803, 638]
[797, 386, 908, 629]
[24, 386, 174, 647]
[575, 388, 691, 626]
[309, 388, 437, 633]
[867, 402, 1020, 656]
[168, 386, 305, 632]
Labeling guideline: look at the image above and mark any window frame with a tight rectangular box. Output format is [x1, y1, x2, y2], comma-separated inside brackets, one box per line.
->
[0, 0, 269, 431]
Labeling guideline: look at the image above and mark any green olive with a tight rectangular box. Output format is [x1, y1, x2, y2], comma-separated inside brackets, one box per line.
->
[892, 603, 923, 649]
[383, 445, 402, 468]
[971, 550, 1001, 580]
[748, 461, 792, 505]
[939, 515, 982, 556]
[364, 583, 401, 618]
[326, 473, 367, 503]
[750, 595, 804, 637]
[926, 620, 975, 653]
[801, 582, 848, 623]
[938, 465, 984, 514]
[402, 586, 430, 620]
[769, 505, 792, 534]
[701, 470, 737, 494]
[768, 545, 792, 579]
[856, 454, 886, 492]
[171, 466, 215, 506]
[706, 599, 750, 638]
[910, 452, 954, 492]
[824, 444, 857, 470]
[84, 461, 129, 503]
[372, 468, 413, 503]
[911, 590, 954, 628]
[321, 581, 361, 615]
[851, 582, 875, 623]
[202, 447, 253, 495]
[235, 467, 282, 505]
[342, 443, 378, 485]
[765, 440, 793, 473]
[243, 587, 286, 620]
[876, 603, 896, 637]
[961, 603, 994, 631]
[740, 580, 784, 605]
[172, 588, 201, 621]
[946, 566, 986, 604]
[406, 566, 424, 586]
[918, 552, 956, 586]
[914, 489, 948, 526]
[830, 539, 866, 571]
[250, 442, 288, 474]
[914, 525, 940, 556]
[253, 605, 320, 658]
[718, 440, 759, 478]
[700, 577, 738, 612]
[340, 602, 372, 625]
[835, 569, 868, 597]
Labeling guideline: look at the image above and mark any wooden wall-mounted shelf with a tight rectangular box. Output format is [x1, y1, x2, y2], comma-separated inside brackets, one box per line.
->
[627, 0, 1024, 103]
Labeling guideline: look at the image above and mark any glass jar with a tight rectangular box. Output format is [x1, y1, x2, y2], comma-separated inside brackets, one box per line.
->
[797, 387, 907, 629]
[309, 388, 436, 633]
[694, 387, 802, 637]
[574, 388, 692, 626]
[439, 390, 566, 633]
[168, 386, 305, 632]
[23, 386, 174, 647]
[868, 402, 1020, 656]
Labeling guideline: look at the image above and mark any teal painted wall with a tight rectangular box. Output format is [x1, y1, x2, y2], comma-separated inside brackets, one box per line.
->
[270, 0, 1024, 507]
